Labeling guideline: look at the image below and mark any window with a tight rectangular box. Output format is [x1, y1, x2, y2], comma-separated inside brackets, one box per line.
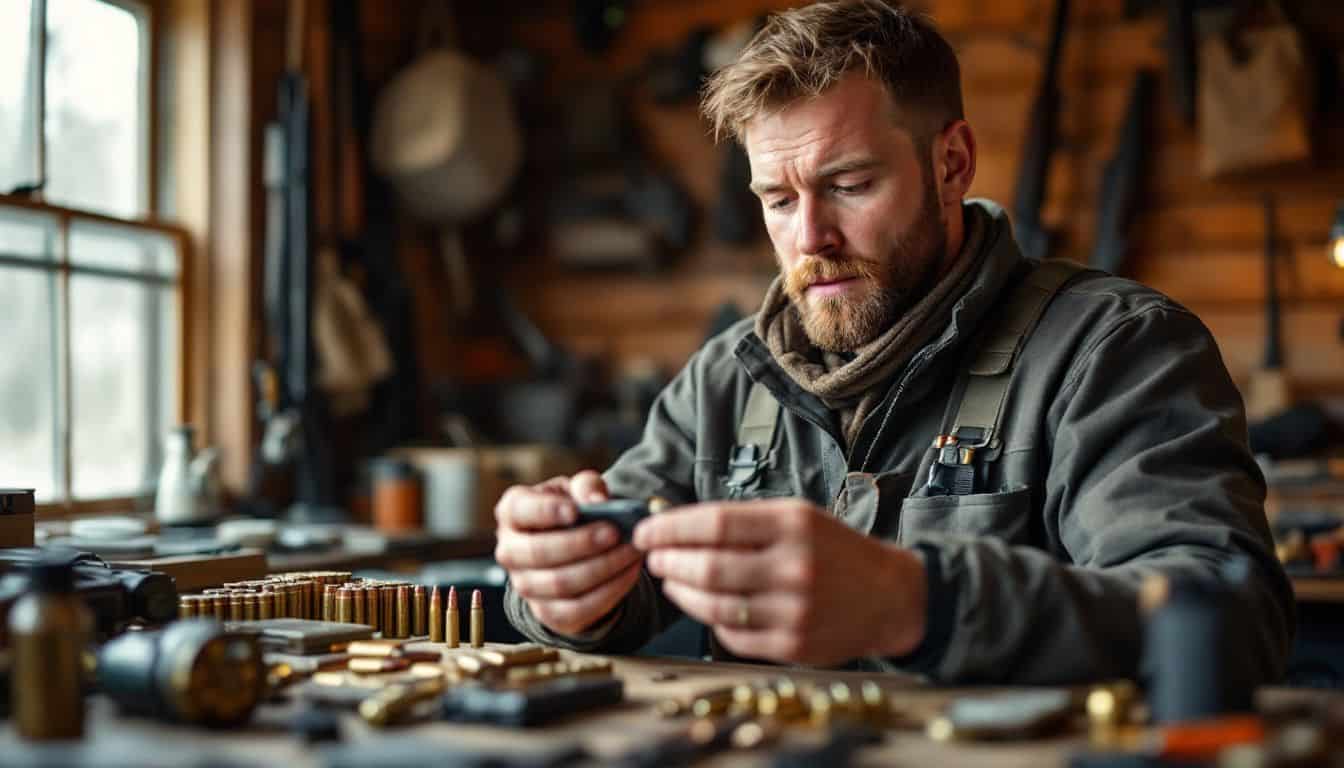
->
[0, 0, 184, 509]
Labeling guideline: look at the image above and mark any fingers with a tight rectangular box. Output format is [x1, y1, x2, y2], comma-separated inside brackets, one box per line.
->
[633, 500, 796, 550]
[495, 523, 620, 569]
[510, 544, 643, 600]
[711, 625, 806, 663]
[528, 560, 643, 636]
[536, 476, 575, 494]
[646, 548, 777, 592]
[660, 581, 806, 633]
[569, 470, 609, 504]
[494, 484, 578, 531]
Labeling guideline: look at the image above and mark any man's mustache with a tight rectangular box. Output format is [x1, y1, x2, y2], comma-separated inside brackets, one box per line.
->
[783, 255, 879, 297]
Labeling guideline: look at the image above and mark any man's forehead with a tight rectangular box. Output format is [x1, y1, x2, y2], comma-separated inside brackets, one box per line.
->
[744, 102, 911, 188]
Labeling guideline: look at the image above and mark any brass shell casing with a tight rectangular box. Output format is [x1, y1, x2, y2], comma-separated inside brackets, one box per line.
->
[349, 657, 410, 674]
[413, 586, 427, 637]
[478, 645, 558, 668]
[860, 680, 888, 726]
[336, 588, 353, 624]
[359, 679, 446, 727]
[447, 606, 460, 648]
[469, 590, 483, 648]
[348, 639, 404, 657]
[470, 606, 483, 648]
[229, 593, 245, 622]
[381, 585, 396, 636]
[259, 590, 274, 620]
[730, 684, 757, 715]
[429, 589, 443, 643]
[243, 593, 258, 621]
[691, 687, 735, 718]
[271, 589, 284, 619]
[396, 586, 411, 639]
[322, 585, 335, 622]
[178, 596, 195, 620]
[352, 586, 366, 626]
[366, 587, 380, 633]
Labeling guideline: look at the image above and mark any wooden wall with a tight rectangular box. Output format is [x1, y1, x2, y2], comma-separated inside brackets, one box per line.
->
[487, 0, 1344, 402]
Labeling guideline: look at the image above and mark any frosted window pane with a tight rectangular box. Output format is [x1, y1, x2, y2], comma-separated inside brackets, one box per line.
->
[0, 266, 58, 501]
[45, 0, 145, 217]
[0, 0, 39, 196]
[70, 275, 152, 498]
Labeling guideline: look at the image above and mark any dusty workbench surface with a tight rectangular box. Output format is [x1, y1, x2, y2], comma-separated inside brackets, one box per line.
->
[0, 644, 1337, 767]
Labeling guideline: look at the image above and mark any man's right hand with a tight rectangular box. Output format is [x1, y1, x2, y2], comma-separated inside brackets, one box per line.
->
[494, 470, 644, 636]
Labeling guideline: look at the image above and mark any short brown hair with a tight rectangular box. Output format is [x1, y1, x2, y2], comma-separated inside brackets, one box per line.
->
[700, 0, 964, 146]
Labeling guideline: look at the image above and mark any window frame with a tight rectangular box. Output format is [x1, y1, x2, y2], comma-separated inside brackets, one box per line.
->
[3, 0, 190, 517]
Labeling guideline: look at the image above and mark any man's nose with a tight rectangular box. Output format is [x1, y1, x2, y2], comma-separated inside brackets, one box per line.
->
[795, 196, 841, 257]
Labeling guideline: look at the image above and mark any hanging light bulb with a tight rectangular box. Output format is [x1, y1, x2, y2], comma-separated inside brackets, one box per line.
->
[1330, 202, 1344, 270]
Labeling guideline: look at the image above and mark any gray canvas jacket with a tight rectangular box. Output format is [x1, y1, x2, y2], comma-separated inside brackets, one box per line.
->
[505, 199, 1294, 685]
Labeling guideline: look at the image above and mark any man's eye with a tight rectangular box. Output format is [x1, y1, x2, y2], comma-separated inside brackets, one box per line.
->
[767, 197, 794, 211]
[832, 181, 871, 195]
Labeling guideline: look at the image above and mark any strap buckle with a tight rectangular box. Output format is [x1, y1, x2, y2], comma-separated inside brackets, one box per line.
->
[725, 444, 765, 491]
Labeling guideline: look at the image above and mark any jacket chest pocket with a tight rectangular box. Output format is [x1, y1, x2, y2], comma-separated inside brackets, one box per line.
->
[896, 486, 1033, 545]
[830, 470, 916, 538]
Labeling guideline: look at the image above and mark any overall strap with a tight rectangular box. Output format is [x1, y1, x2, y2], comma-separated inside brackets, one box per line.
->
[926, 258, 1087, 496]
[725, 380, 781, 495]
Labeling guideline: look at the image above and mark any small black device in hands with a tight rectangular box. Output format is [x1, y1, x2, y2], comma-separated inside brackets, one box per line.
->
[573, 498, 659, 541]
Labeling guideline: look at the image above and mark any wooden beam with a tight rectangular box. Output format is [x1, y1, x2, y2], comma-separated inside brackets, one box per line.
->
[160, 0, 212, 436]
[209, 0, 255, 493]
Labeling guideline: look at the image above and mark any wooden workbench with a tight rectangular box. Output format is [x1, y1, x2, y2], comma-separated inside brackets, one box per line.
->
[1292, 575, 1344, 603]
[0, 646, 1337, 767]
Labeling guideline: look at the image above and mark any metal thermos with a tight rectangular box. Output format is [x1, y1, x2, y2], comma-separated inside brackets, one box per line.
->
[8, 560, 92, 740]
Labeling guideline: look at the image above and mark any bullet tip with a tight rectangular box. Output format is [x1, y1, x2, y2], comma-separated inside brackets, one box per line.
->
[448, 586, 458, 608]
[471, 589, 482, 609]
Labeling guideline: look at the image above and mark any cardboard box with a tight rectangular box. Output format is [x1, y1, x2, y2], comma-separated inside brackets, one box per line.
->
[392, 445, 583, 537]
[0, 489, 35, 548]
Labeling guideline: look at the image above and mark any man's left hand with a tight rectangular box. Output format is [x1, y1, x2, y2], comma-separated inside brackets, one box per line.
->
[632, 499, 927, 666]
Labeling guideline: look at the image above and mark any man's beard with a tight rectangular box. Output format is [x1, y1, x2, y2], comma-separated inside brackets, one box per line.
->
[781, 177, 947, 353]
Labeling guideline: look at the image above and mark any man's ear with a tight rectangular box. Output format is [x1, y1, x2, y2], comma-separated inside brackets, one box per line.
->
[933, 119, 976, 204]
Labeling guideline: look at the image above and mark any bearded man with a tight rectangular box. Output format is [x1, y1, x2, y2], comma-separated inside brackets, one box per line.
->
[497, 0, 1292, 683]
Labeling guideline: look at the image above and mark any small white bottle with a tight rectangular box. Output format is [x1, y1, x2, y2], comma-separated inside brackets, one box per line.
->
[155, 426, 199, 525]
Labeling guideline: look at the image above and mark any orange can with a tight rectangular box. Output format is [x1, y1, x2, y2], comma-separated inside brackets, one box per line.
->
[372, 458, 423, 533]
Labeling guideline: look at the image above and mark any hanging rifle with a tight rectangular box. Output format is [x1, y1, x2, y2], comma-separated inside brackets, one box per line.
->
[249, 0, 337, 517]
[1167, 0, 1197, 126]
[1245, 195, 1291, 422]
[1089, 71, 1155, 275]
[1012, 0, 1071, 262]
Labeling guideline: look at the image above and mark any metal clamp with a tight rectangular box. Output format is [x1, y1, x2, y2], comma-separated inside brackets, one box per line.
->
[725, 444, 765, 497]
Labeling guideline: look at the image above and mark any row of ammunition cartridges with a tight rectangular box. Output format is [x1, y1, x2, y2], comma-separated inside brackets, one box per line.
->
[309, 642, 614, 727]
[662, 677, 900, 730]
[176, 571, 486, 648]
[177, 571, 353, 623]
[316, 642, 612, 686]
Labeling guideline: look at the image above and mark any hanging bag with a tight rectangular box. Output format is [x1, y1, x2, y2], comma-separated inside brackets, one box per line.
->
[1198, 3, 1313, 178]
